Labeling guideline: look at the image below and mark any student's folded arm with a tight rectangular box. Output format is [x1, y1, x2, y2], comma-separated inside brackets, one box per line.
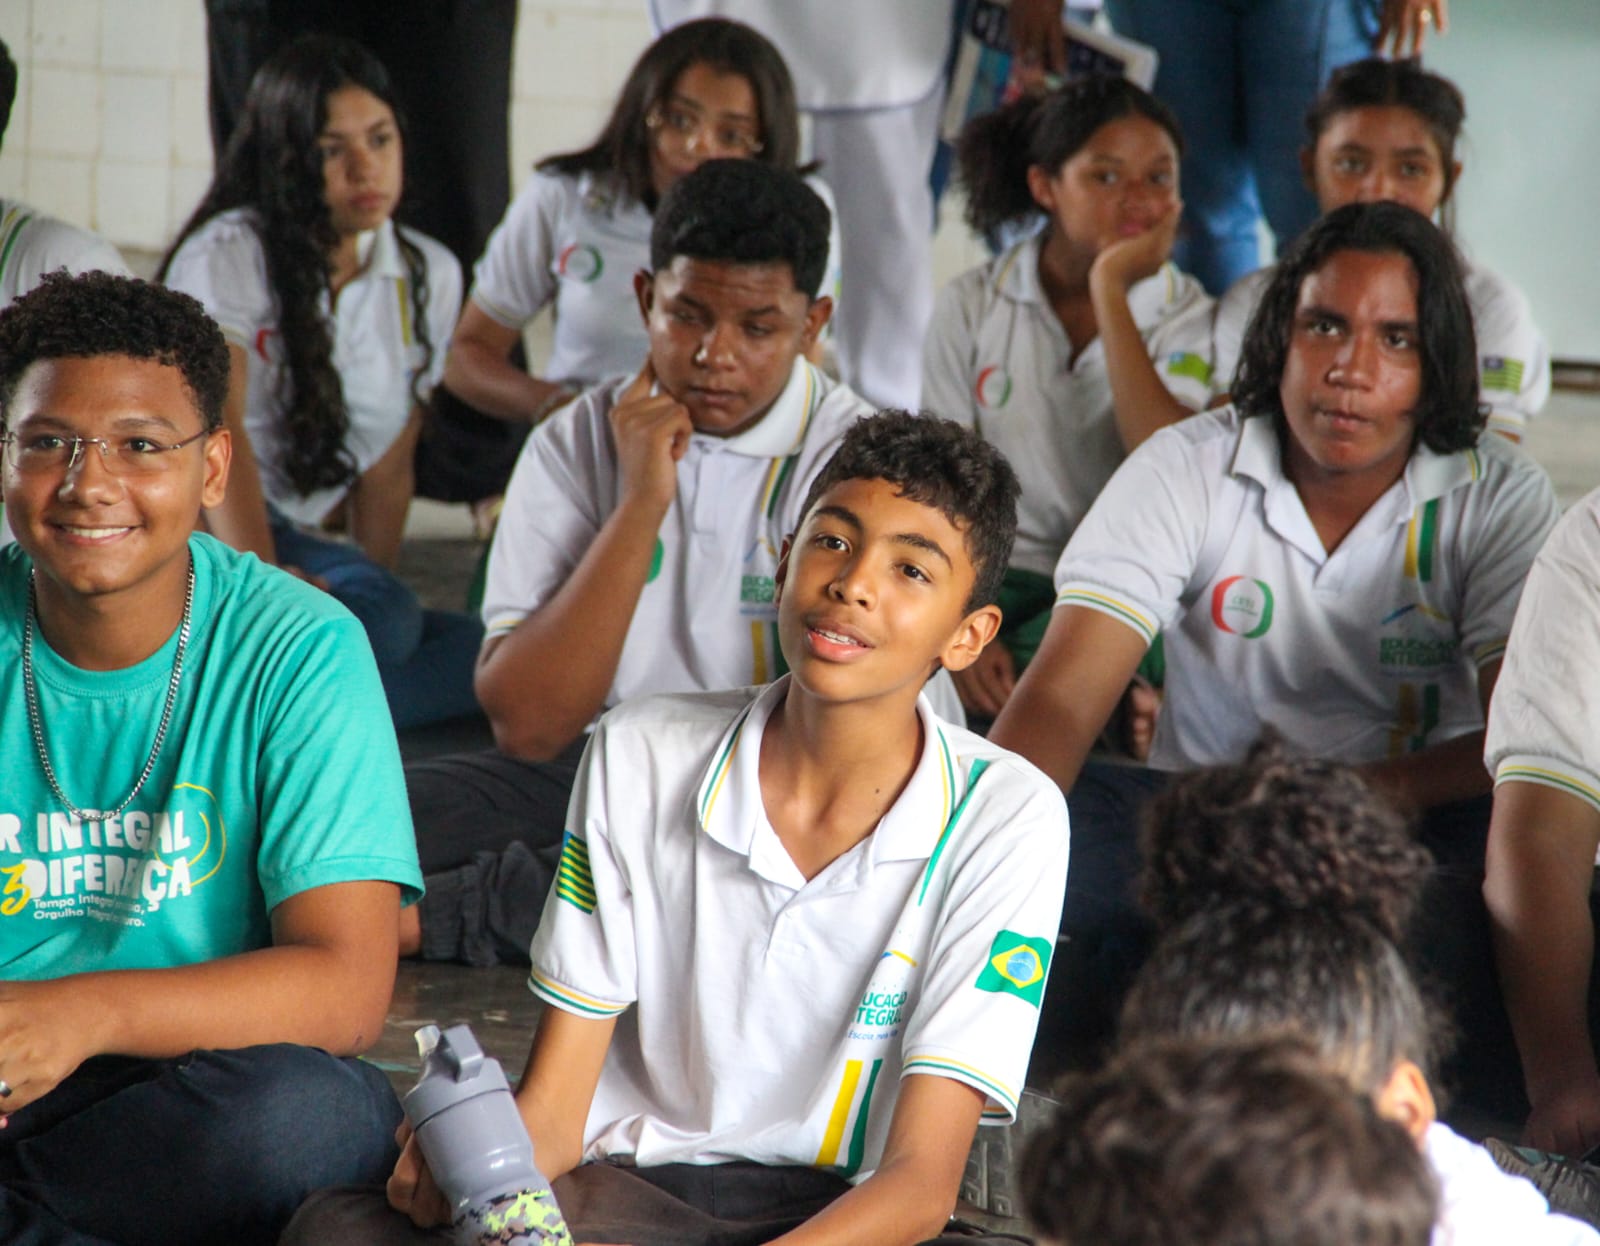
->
[476, 490, 667, 760]
[1483, 781, 1600, 1156]
[989, 603, 1151, 794]
[201, 342, 279, 564]
[767, 1075, 986, 1246]
[443, 299, 575, 424]
[0, 880, 401, 1114]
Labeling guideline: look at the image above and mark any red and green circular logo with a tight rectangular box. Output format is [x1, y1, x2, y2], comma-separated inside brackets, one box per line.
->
[974, 365, 1012, 409]
[1210, 575, 1274, 638]
[557, 243, 604, 283]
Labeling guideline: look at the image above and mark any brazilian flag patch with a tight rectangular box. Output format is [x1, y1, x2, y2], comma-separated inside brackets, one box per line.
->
[974, 931, 1053, 1006]
[554, 832, 597, 913]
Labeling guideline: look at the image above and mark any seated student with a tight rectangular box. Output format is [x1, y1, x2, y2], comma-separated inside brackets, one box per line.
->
[922, 76, 1214, 721]
[1120, 743, 1600, 1243]
[286, 412, 1071, 1246]
[407, 158, 961, 967]
[1212, 58, 1550, 441]
[989, 200, 1558, 1053]
[0, 272, 423, 1245]
[160, 35, 482, 729]
[1022, 1036, 1439, 1246]
[431, 17, 841, 503]
[1484, 490, 1600, 1158]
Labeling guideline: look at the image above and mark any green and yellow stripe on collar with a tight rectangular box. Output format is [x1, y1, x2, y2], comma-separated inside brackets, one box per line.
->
[697, 702, 756, 828]
[758, 362, 822, 520]
[0, 205, 36, 289]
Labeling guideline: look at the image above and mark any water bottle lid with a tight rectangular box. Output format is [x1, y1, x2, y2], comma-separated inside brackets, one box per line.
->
[403, 1023, 514, 1125]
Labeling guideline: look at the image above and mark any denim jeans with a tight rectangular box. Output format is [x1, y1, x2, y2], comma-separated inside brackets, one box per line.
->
[269, 515, 483, 729]
[0, 1044, 403, 1246]
[1102, 0, 1381, 294]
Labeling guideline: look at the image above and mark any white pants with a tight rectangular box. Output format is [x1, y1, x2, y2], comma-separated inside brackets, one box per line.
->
[808, 84, 945, 412]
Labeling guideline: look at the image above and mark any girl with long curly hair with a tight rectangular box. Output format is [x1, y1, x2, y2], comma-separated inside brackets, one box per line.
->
[160, 33, 480, 728]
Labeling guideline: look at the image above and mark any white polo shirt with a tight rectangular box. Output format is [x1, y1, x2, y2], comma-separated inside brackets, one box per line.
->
[922, 239, 1215, 576]
[1486, 487, 1600, 812]
[1054, 406, 1558, 771]
[1211, 262, 1552, 439]
[529, 679, 1071, 1177]
[471, 169, 843, 390]
[483, 357, 868, 707]
[0, 200, 130, 306]
[163, 209, 461, 525]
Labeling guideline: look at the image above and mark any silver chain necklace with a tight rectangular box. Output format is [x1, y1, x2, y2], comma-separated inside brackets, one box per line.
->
[23, 559, 195, 823]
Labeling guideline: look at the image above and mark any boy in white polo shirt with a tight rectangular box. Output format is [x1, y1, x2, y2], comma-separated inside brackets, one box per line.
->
[405, 160, 889, 966]
[991, 201, 1558, 1066]
[292, 411, 1070, 1245]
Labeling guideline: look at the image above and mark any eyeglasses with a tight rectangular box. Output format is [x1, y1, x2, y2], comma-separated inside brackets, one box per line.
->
[646, 104, 764, 157]
[1, 428, 210, 476]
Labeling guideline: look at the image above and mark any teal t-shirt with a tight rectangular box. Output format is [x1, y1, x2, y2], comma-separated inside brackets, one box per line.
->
[0, 534, 422, 978]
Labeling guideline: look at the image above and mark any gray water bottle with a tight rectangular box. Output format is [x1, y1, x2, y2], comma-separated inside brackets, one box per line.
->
[404, 1023, 574, 1246]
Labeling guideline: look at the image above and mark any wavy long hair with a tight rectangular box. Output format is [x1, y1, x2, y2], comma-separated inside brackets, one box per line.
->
[160, 34, 435, 498]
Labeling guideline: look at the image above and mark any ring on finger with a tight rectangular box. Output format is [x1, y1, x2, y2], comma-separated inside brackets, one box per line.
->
[0, 1079, 13, 1099]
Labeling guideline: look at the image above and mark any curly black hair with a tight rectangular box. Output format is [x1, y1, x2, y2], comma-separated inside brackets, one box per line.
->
[1233, 200, 1483, 454]
[0, 271, 229, 431]
[1120, 904, 1447, 1096]
[795, 410, 1020, 613]
[540, 18, 811, 212]
[1138, 735, 1432, 942]
[158, 34, 435, 498]
[649, 158, 831, 299]
[1023, 1036, 1438, 1246]
[957, 74, 1182, 238]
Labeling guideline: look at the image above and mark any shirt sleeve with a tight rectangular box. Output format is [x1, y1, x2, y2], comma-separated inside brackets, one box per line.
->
[1148, 271, 1216, 410]
[162, 218, 275, 349]
[22, 216, 131, 281]
[470, 171, 564, 330]
[480, 389, 613, 637]
[898, 756, 1070, 1123]
[1470, 268, 1552, 438]
[1052, 422, 1214, 646]
[920, 275, 980, 430]
[1455, 449, 1560, 671]
[254, 607, 423, 909]
[528, 718, 638, 1016]
[1486, 493, 1600, 813]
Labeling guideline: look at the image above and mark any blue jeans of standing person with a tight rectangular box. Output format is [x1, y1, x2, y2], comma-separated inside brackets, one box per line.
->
[1102, 0, 1381, 294]
[0, 1044, 403, 1246]
[270, 514, 483, 729]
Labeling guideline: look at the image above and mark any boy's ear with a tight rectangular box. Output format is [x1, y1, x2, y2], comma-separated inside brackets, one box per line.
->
[1374, 1059, 1436, 1144]
[200, 426, 232, 510]
[938, 602, 1003, 675]
[802, 296, 833, 346]
[633, 269, 655, 325]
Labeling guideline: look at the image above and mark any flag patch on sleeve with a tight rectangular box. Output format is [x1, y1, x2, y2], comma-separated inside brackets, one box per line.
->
[974, 931, 1053, 1006]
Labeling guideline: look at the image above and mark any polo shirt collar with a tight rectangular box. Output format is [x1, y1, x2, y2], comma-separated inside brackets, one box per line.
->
[1229, 407, 1485, 508]
[357, 219, 407, 282]
[996, 236, 1180, 333]
[695, 676, 961, 870]
[698, 357, 822, 459]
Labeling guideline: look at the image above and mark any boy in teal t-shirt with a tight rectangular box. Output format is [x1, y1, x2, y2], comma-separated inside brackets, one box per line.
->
[0, 271, 423, 1246]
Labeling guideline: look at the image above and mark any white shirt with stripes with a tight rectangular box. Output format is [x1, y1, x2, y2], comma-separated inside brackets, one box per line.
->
[529, 678, 1070, 1177]
[1212, 261, 1552, 440]
[1053, 406, 1559, 772]
[0, 199, 129, 306]
[164, 208, 461, 526]
[922, 239, 1215, 577]
[1487, 486, 1600, 813]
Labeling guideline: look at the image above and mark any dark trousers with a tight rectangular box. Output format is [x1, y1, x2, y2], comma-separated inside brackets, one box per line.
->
[406, 739, 588, 966]
[0, 1044, 402, 1246]
[284, 1162, 1031, 1245]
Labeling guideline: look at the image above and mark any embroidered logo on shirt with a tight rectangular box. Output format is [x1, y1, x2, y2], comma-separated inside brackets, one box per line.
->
[553, 832, 596, 913]
[974, 931, 1052, 1006]
[1210, 576, 1275, 638]
[556, 243, 604, 283]
[1481, 356, 1525, 393]
[974, 365, 1013, 409]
